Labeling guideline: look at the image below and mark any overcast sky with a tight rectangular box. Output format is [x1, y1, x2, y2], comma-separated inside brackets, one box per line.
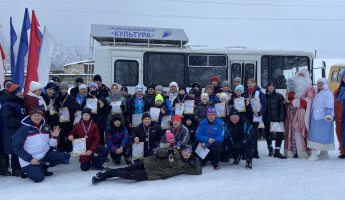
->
[1, 0, 345, 59]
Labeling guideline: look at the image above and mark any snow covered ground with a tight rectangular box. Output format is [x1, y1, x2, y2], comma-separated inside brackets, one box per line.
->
[1, 135, 344, 200]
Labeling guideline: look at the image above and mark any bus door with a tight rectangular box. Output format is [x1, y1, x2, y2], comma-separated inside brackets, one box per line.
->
[230, 60, 256, 87]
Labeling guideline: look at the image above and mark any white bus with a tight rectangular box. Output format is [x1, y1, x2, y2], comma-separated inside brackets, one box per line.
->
[89, 24, 314, 93]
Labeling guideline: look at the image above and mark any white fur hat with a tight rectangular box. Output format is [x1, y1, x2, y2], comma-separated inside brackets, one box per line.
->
[169, 81, 178, 90]
[220, 93, 228, 101]
[29, 81, 43, 92]
[314, 78, 329, 90]
[201, 93, 209, 100]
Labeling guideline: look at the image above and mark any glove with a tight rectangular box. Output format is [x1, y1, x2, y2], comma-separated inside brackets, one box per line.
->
[233, 143, 243, 150]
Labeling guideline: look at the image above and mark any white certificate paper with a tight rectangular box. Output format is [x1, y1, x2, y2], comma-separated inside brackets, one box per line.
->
[132, 142, 144, 160]
[74, 110, 82, 125]
[175, 104, 184, 116]
[111, 101, 122, 114]
[86, 98, 98, 114]
[132, 114, 142, 127]
[73, 138, 86, 156]
[184, 100, 195, 114]
[195, 143, 210, 160]
[59, 107, 70, 122]
[161, 115, 171, 129]
[234, 97, 246, 112]
[215, 103, 226, 117]
[150, 107, 161, 122]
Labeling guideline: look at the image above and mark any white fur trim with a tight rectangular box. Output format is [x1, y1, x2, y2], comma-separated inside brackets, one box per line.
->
[292, 99, 300, 107]
[169, 82, 178, 90]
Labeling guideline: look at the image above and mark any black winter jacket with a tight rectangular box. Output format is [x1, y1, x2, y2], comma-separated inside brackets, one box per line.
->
[130, 123, 164, 151]
[263, 91, 285, 123]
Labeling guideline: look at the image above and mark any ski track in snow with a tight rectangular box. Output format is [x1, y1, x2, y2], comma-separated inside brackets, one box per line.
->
[1, 133, 345, 200]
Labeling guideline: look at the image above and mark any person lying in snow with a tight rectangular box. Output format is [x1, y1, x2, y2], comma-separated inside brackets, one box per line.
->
[91, 146, 201, 184]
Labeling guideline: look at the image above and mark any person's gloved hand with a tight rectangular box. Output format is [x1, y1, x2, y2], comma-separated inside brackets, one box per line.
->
[233, 142, 243, 150]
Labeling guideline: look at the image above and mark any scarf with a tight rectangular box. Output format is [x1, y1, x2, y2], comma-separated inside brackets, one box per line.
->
[27, 91, 47, 111]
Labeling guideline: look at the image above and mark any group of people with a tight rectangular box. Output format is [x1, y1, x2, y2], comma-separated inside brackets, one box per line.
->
[0, 69, 343, 183]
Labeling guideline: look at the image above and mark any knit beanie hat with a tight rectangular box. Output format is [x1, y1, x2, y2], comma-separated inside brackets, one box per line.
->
[51, 76, 60, 83]
[179, 85, 186, 92]
[233, 77, 241, 82]
[169, 82, 178, 90]
[189, 88, 197, 95]
[45, 82, 56, 90]
[121, 86, 128, 92]
[111, 115, 122, 123]
[76, 77, 83, 84]
[79, 84, 87, 91]
[8, 84, 22, 95]
[135, 85, 144, 92]
[4, 80, 13, 90]
[205, 85, 214, 92]
[192, 82, 201, 89]
[201, 93, 209, 100]
[222, 81, 231, 88]
[172, 114, 182, 122]
[29, 81, 43, 92]
[93, 74, 102, 82]
[142, 113, 151, 120]
[229, 108, 240, 116]
[155, 94, 164, 103]
[89, 83, 98, 90]
[234, 85, 244, 93]
[59, 82, 69, 90]
[147, 84, 155, 90]
[211, 76, 219, 83]
[155, 85, 163, 91]
[29, 108, 43, 116]
[207, 107, 217, 115]
[220, 93, 228, 101]
[82, 108, 92, 116]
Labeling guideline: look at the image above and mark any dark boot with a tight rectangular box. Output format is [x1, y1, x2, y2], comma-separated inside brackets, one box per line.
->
[20, 168, 28, 179]
[0, 155, 11, 176]
[268, 146, 274, 157]
[43, 165, 53, 176]
[246, 159, 252, 169]
[11, 167, 22, 177]
[338, 154, 345, 159]
[124, 156, 132, 165]
[92, 168, 115, 184]
[112, 158, 120, 165]
[233, 154, 242, 165]
[253, 151, 260, 159]
[274, 149, 287, 159]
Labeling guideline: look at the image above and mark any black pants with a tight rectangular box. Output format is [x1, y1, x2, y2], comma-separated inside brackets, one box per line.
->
[233, 142, 255, 161]
[58, 127, 73, 153]
[252, 122, 259, 155]
[264, 122, 283, 148]
[193, 142, 222, 166]
[97, 125, 105, 146]
[109, 160, 147, 181]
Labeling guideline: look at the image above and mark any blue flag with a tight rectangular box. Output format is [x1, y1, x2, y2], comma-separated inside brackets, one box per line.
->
[10, 17, 17, 77]
[13, 8, 31, 86]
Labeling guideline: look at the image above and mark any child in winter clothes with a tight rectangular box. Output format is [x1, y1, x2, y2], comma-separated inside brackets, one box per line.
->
[172, 86, 190, 115]
[68, 108, 109, 171]
[222, 81, 232, 100]
[152, 94, 170, 125]
[167, 82, 179, 107]
[183, 114, 198, 145]
[192, 82, 202, 98]
[229, 85, 249, 121]
[188, 88, 200, 107]
[219, 93, 230, 123]
[211, 76, 222, 96]
[205, 85, 220, 105]
[194, 93, 211, 124]
[106, 115, 131, 165]
[155, 85, 173, 118]
[165, 130, 176, 147]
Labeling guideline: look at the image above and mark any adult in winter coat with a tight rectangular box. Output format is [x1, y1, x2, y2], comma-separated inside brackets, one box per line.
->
[12, 109, 66, 183]
[230, 77, 241, 94]
[263, 82, 286, 159]
[334, 70, 345, 159]
[81, 83, 108, 146]
[56, 82, 78, 164]
[41, 82, 59, 128]
[106, 115, 130, 165]
[76, 84, 88, 109]
[195, 107, 225, 170]
[106, 83, 127, 130]
[194, 93, 211, 124]
[92, 146, 201, 184]
[308, 78, 335, 161]
[222, 81, 232, 100]
[70, 77, 84, 98]
[1, 85, 26, 176]
[161, 115, 190, 148]
[130, 113, 164, 158]
[167, 82, 179, 107]
[224, 108, 255, 169]
[144, 84, 156, 109]
[93, 74, 110, 98]
[51, 76, 61, 96]
[172, 86, 190, 115]
[204, 85, 220, 105]
[24, 81, 47, 118]
[244, 78, 267, 158]
[127, 85, 147, 127]
[188, 88, 200, 107]
[68, 108, 109, 171]
[192, 82, 202, 98]
[121, 86, 133, 131]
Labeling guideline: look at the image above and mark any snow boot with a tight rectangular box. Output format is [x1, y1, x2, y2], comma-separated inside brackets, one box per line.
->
[318, 151, 329, 160]
[43, 165, 53, 176]
[338, 154, 345, 159]
[253, 151, 260, 159]
[20, 168, 28, 179]
[308, 150, 319, 161]
[233, 154, 242, 165]
[0, 155, 11, 176]
[64, 153, 70, 164]
[213, 164, 220, 170]
[245, 159, 252, 169]
[92, 168, 116, 184]
[124, 156, 132, 165]
[11, 167, 22, 177]
[268, 146, 274, 157]
[274, 148, 287, 159]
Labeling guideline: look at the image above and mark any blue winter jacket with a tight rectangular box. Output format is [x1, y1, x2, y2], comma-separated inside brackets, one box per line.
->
[209, 94, 220, 105]
[196, 117, 225, 147]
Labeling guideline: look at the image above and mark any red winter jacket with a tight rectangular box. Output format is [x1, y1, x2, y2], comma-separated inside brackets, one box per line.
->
[23, 94, 46, 118]
[68, 119, 100, 153]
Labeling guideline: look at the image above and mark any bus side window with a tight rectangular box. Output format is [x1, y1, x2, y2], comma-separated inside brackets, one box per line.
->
[331, 71, 338, 82]
[114, 60, 139, 86]
[337, 68, 345, 82]
[231, 63, 242, 84]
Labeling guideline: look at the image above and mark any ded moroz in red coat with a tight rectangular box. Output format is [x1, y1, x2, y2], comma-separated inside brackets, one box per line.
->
[68, 119, 100, 163]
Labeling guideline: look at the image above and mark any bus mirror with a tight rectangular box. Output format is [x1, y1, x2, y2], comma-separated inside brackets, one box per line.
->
[322, 68, 326, 78]
[322, 61, 326, 69]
